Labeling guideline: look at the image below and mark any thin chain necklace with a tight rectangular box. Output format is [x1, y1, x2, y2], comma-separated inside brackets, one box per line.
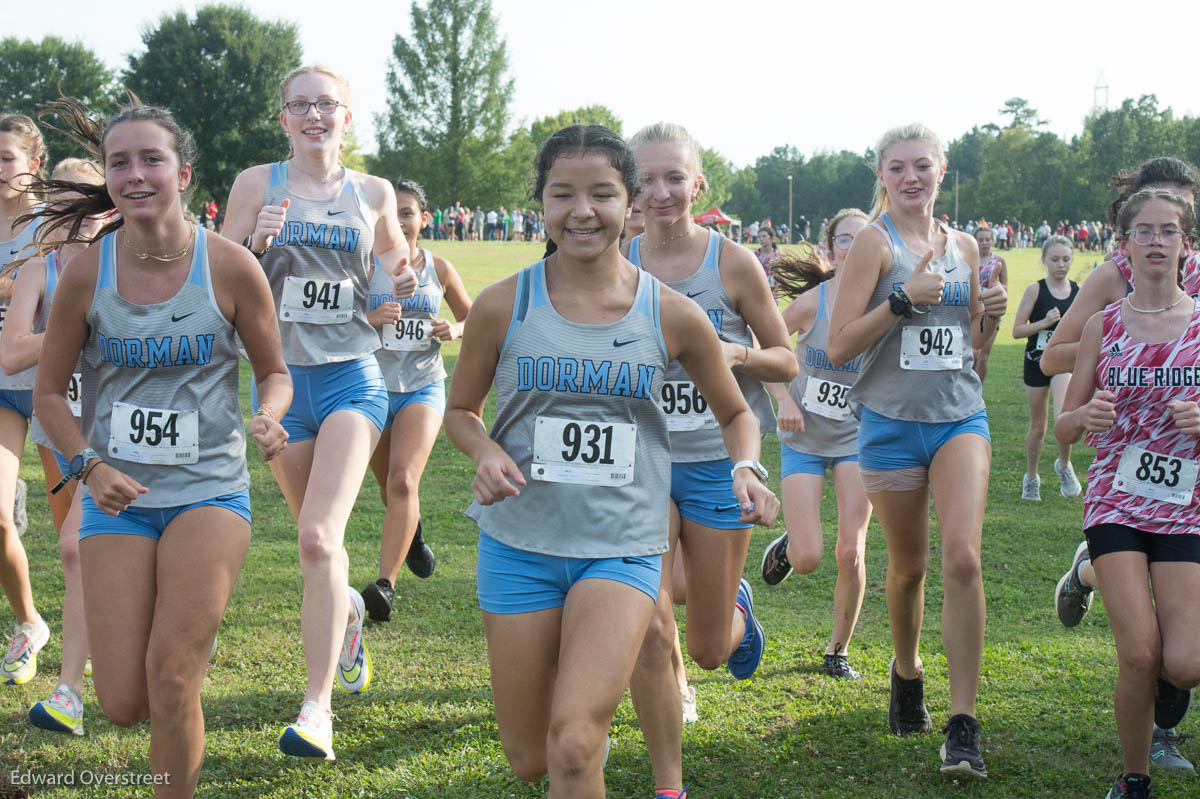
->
[290, 159, 344, 185]
[1124, 291, 1188, 314]
[123, 225, 195, 262]
[646, 223, 694, 251]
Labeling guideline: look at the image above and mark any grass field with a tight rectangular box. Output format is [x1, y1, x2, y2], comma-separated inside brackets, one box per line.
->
[0, 242, 1192, 798]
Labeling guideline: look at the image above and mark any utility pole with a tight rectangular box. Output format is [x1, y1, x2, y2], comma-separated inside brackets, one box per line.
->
[954, 170, 959, 227]
[787, 175, 793, 244]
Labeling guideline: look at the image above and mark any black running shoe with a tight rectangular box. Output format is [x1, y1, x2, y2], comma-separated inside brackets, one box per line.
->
[1105, 773, 1151, 799]
[1154, 677, 1193, 730]
[405, 517, 436, 579]
[760, 532, 792, 585]
[823, 654, 862, 681]
[361, 579, 395, 622]
[888, 657, 932, 735]
[939, 714, 987, 779]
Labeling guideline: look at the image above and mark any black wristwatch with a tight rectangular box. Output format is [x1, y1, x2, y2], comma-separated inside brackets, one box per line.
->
[888, 290, 913, 318]
[51, 447, 100, 495]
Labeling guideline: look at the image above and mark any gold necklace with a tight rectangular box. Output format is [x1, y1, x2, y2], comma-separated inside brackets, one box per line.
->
[647, 224, 693, 251]
[290, 160, 344, 185]
[123, 225, 195, 262]
[1124, 292, 1188, 314]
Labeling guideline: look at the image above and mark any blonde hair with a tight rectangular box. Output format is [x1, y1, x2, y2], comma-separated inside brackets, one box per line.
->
[869, 123, 945, 220]
[0, 113, 47, 178]
[279, 64, 352, 108]
[629, 121, 708, 197]
[51, 157, 102, 184]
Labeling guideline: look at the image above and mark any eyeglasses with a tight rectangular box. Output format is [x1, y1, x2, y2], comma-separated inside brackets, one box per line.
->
[1126, 226, 1183, 246]
[833, 234, 856, 249]
[283, 99, 346, 116]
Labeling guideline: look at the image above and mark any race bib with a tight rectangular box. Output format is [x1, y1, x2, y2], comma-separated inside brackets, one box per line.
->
[1035, 329, 1052, 352]
[801, 375, 852, 421]
[108, 401, 199, 465]
[900, 325, 962, 370]
[531, 416, 636, 486]
[657, 381, 718, 432]
[67, 373, 82, 417]
[1114, 446, 1198, 506]
[280, 276, 354, 324]
[382, 318, 436, 351]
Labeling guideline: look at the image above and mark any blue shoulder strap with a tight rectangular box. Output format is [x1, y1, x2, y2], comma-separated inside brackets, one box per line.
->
[502, 264, 536, 351]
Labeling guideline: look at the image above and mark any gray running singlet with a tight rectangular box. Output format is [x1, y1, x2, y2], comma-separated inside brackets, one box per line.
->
[369, 248, 448, 393]
[849, 214, 984, 423]
[260, 162, 378, 366]
[466, 261, 671, 558]
[780, 281, 860, 457]
[629, 229, 776, 462]
[82, 228, 248, 506]
[0, 216, 40, 390]
[29, 251, 85, 449]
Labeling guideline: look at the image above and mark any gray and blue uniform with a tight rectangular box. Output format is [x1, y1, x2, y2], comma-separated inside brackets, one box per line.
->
[630, 228, 775, 529]
[78, 227, 250, 539]
[852, 214, 988, 475]
[29, 251, 85, 456]
[255, 162, 387, 439]
[780, 281, 861, 476]
[0, 217, 40, 417]
[368, 247, 448, 420]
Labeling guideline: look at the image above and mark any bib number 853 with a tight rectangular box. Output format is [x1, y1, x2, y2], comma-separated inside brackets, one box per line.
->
[1135, 451, 1183, 488]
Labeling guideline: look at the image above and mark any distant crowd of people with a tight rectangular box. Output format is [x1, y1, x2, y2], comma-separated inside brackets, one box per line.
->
[426, 202, 545, 242]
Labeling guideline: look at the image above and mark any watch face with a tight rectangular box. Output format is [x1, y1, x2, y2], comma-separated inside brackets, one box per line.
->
[70, 454, 86, 476]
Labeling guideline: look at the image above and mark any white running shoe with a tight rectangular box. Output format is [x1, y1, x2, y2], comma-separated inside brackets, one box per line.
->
[2, 615, 50, 685]
[1021, 474, 1041, 501]
[29, 683, 84, 735]
[681, 685, 698, 725]
[336, 587, 371, 694]
[1055, 459, 1082, 497]
[278, 700, 334, 761]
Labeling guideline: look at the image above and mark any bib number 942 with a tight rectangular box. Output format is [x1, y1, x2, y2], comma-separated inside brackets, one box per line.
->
[901, 325, 963, 370]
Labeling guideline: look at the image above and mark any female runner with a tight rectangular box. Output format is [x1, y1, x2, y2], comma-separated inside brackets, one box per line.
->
[360, 178, 471, 620]
[970, 225, 1006, 381]
[445, 124, 778, 798]
[1054, 188, 1200, 799]
[1011, 235, 1080, 501]
[3, 157, 107, 733]
[29, 99, 289, 798]
[627, 122, 795, 799]
[0, 113, 49, 685]
[222, 65, 417, 759]
[828, 124, 1006, 779]
[760, 208, 873, 681]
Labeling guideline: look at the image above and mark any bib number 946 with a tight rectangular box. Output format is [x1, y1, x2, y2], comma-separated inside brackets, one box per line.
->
[531, 416, 636, 486]
[109, 401, 199, 465]
[1115, 446, 1198, 506]
[383, 318, 436, 351]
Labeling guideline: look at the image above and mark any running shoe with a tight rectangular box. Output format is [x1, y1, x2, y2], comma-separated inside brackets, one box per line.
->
[405, 517, 436, 579]
[1021, 473, 1041, 501]
[888, 657, 932, 735]
[2, 616, 49, 685]
[760, 532, 793, 585]
[726, 579, 765, 680]
[824, 653, 862, 681]
[1055, 540, 1094, 628]
[1150, 725, 1194, 772]
[681, 685, 698, 725]
[361, 578, 395, 622]
[654, 786, 689, 799]
[1105, 773, 1151, 799]
[1055, 459, 1082, 497]
[1154, 678, 1192, 730]
[13, 477, 26, 538]
[278, 700, 334, 761]
[29, 683, 84, 736]
[939, 714, 987, 778]
[336, 588, 372, 694]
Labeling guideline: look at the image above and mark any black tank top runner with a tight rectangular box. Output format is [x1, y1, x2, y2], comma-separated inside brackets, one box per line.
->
[1025, 278, 1079, 361]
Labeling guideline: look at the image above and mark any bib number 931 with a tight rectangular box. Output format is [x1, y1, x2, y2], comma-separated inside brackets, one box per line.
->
[109, 401, 199, 465]
[531, 416, 636, 486]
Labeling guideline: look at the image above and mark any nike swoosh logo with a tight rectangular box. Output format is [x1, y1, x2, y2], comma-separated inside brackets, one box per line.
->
[686, 290, 705, 298]
[8, 249, 17, 255]
[327, 209, 346, 216]
[171, 312, 197, 323]
[612, 339, 636, 347]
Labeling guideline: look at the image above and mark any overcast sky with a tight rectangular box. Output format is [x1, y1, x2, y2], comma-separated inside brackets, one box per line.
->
[15, 0, 1196, 168]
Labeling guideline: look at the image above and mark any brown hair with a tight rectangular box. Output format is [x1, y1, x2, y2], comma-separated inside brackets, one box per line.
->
[773, 209, 869, 298]
[1116, 188, 1197, 289]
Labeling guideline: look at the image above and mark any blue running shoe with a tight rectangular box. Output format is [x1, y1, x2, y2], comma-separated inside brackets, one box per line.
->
[726, 579, 765, 680]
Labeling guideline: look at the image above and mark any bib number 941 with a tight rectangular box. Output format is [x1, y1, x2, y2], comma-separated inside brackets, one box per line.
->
[280, 276, 354, 324]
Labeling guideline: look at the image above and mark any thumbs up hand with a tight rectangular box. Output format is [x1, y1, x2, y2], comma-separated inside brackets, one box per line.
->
[902, 251, 944, 305]
[252, 198, 289, 253]
[979, 266, 1008, 319]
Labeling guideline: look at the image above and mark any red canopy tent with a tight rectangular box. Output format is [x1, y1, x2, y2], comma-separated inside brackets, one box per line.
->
[693, 207, 741, 236]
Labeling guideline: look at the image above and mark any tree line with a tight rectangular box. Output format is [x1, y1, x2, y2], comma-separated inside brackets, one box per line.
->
[4, 2, 1199, 228]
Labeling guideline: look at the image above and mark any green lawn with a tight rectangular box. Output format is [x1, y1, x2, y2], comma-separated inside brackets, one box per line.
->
[1, 243, 1191, 798]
